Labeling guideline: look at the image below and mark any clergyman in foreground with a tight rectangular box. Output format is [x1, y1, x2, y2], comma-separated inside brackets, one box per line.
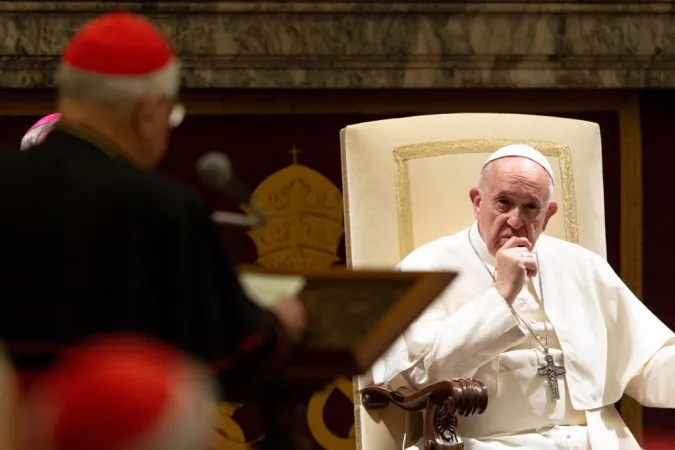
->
[0, 11, 305, 419]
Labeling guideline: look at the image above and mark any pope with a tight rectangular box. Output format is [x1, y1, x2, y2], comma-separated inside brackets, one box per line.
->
[380, 144, 675, 449]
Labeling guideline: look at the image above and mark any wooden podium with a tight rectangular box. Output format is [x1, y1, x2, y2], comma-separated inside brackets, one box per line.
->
[238, 265, 457, 449]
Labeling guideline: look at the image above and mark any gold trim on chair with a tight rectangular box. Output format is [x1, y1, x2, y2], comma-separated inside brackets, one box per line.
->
[340, 128, 354, 270]
[394, 139, 578, 259]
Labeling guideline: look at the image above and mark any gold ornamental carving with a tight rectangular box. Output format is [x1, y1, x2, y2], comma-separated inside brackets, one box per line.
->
[306, 376, 356, 450]
[246, 146, 345, 270]
[208, 401, 259, 449]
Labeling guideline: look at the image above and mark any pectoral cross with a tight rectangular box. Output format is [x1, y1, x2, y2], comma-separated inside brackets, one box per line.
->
[537, 354, 566, 400]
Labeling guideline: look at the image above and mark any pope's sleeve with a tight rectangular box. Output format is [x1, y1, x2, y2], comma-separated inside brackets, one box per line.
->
[386, 287, 525, 389]
[614, 283, 675, 407]
[384, 252, 526, 390]
[586, 254, 675, 408]
[625, 340, 675, 407]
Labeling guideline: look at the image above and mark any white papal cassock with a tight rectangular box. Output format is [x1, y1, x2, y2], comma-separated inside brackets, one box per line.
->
[379, 222, 675, 449]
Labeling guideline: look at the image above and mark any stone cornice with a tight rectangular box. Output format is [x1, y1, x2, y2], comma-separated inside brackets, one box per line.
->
[3, 2, 675, 14]
[2, 1, 675, 88]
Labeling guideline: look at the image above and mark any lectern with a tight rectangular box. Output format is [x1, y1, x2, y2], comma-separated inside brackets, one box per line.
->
[239, 265, 470, 449]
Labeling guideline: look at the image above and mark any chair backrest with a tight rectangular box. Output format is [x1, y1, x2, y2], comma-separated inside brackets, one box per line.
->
[340, 113, 606, 450]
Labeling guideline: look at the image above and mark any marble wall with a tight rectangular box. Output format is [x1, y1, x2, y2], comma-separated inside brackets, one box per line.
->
[2, 1, 675, 89]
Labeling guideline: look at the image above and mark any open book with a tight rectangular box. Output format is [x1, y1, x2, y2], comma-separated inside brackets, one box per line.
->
[239, 272, 306, 308]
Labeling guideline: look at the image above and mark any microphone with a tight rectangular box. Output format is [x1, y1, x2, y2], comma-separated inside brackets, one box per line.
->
[196, 152, 267, 228]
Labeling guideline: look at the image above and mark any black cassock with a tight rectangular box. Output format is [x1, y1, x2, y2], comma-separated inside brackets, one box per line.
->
[0, 126, 288, 401]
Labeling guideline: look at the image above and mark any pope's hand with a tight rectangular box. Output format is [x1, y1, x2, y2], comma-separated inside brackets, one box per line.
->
[495, 237, 538, 305]
[270, 295, 307, 341]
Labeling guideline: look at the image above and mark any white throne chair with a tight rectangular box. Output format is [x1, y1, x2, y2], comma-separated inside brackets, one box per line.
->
[340, 113, 606, 450]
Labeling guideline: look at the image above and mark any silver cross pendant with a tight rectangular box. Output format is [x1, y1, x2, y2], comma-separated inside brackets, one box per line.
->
[537, 353, 566, 400]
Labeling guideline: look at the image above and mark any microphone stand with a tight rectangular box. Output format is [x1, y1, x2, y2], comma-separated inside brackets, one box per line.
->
[211, 211, 262, 228]
[211, 201, 267, 228]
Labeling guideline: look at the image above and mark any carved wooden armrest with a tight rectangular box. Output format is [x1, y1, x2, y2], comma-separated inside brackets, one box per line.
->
[361, 378, 488, 450]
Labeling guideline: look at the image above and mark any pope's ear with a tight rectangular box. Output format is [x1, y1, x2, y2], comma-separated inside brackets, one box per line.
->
[469, 187, 480, 205]
[543, 201, 558, 230]
[469, 187, 481, 216]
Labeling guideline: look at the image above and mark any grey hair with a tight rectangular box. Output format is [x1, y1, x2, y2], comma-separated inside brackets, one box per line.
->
[479, 160, 555, 203]
[20, 122, 58, 151]
[55, 60, 181, 111]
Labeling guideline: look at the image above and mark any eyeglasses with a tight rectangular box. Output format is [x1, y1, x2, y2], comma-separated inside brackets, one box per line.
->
[169, 103, 186, 128]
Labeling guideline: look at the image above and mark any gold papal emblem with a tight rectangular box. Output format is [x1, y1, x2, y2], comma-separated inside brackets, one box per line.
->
[246, 146, 344, 270]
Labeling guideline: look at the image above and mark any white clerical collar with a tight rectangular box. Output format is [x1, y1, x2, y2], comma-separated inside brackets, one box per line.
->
[470, 222, 496, 267]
